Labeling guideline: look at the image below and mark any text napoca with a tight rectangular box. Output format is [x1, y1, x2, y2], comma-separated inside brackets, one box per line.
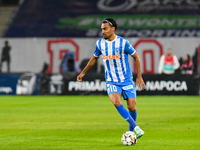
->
[137, 80, 188, 91]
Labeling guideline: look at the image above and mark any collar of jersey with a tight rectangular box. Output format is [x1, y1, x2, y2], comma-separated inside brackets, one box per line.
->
[104, 35, 118, 43]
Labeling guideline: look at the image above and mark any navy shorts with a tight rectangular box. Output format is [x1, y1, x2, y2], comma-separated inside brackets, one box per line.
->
[106, 78, 136, 100]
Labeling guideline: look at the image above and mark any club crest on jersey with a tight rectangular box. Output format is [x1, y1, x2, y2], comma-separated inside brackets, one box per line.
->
[103, 55, 121, 60]
[116, 48, 119, 53]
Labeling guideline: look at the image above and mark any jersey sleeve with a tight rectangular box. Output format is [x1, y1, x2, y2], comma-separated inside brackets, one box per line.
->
[93, 41, 102, 57]
[124, 40, 136, 55]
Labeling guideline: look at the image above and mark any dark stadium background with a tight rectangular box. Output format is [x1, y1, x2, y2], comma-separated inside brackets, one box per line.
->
[0, 0, 199, 95]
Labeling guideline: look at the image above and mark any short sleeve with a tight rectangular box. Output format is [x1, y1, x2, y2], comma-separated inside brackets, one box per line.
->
[93, 41, 102, 57]
[124, 40, 135, 55]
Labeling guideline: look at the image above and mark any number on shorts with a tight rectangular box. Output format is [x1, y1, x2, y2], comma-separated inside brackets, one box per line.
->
[108, 85, 117, 93]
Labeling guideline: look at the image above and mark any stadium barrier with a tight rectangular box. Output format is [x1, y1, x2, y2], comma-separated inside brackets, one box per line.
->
[0, 73, 40, 95]
[0, 73, 199, 96]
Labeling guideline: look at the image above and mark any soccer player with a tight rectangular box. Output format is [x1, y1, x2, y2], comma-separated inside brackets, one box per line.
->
[77, 18, 145, 138]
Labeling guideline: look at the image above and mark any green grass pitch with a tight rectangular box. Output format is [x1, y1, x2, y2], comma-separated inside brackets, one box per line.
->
[0, 96, 199, 150]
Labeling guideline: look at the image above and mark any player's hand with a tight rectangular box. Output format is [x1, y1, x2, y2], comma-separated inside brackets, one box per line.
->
[77, 73, 85, 82]
[136, 76, 145, 90]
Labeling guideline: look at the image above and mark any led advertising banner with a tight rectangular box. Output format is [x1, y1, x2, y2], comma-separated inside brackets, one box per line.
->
[5, 0, 200, 37]
[38, 73, 200, 96]
[1, 73, 199, 95]
[0, 73, 39, 95]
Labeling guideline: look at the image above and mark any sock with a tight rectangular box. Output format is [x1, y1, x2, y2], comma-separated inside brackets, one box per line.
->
[129, 110, 137, 121]
[129, 111, 137, 131]
[116, 104, 137, 131]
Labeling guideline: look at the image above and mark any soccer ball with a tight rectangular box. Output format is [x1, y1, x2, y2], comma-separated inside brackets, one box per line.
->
[121, 131, 137, 146]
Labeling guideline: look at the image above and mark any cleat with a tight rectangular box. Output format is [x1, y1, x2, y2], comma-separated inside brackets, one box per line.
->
[134, 126, 145, 139]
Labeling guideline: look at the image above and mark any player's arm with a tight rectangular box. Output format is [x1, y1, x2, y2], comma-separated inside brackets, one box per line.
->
[131, 52, 146, 90]
[77, 56, 98, 82]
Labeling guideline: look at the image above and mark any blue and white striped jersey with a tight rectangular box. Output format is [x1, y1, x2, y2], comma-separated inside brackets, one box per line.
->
[94, 36, 135, 84]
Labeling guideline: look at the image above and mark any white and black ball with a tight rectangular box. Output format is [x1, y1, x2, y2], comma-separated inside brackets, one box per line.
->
[121, 131, 137, 146]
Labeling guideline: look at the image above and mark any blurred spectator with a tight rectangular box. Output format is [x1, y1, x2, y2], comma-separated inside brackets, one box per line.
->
[180, 54, 193, 74]
[60, 51, 80, 73]
[192, 48, 198, 74]
[158, 48, 180, 74]
[0, 41, 11, 73]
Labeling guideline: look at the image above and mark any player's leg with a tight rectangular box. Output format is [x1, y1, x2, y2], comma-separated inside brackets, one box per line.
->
[122, 84, 144, 138]
[121, 80, 137, 130]
[126, 98, 137, 131]
[127, 97, 137, 121]
[122, 97, 144, 138]
[107, 84, 138, 129]
[108, 92, 138, 130]
[126, 97, 144, 138]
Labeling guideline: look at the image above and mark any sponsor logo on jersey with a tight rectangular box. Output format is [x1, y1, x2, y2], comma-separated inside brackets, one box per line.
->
[122, 85, 134, 90]
[103, 55, 121, 60]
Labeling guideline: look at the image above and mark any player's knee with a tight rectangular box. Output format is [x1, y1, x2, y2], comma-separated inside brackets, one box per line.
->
[127, 105, 136, 112]
[111, 99, 122, 107]
[109, 94, 122, 107]
[112, 100, 122, 107]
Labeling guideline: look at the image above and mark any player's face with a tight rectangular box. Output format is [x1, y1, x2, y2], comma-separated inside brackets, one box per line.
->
[101, 23, 115, 40]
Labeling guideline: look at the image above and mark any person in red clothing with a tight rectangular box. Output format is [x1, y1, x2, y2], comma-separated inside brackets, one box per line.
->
[158, 48, 180, 74]
[180, 54, 193, 74]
